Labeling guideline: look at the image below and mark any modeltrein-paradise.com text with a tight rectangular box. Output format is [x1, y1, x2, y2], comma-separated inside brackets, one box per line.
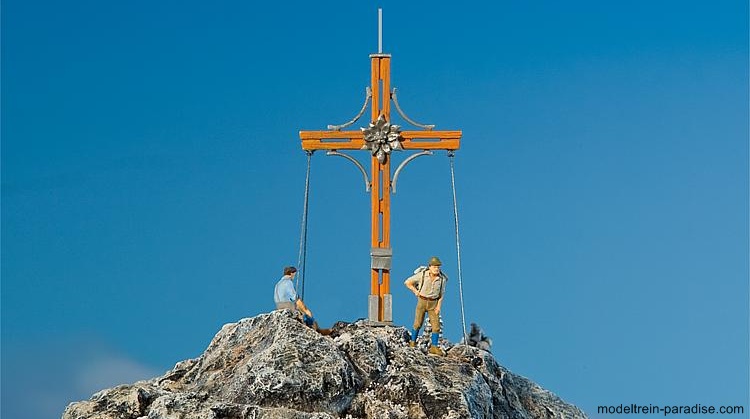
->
[597, 403, 745, 416]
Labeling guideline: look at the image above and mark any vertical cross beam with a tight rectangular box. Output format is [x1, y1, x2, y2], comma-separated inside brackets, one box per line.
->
[370, 53, 392, 322]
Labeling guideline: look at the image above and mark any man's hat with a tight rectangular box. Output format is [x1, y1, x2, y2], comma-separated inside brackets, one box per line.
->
[428, 256, 442, 266]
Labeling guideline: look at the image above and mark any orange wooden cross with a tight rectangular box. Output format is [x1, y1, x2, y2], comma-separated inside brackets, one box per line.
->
[299, 51, 461, 323]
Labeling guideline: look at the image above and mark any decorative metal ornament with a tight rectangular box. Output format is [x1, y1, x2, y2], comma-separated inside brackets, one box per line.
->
[361, 114, 403, 163]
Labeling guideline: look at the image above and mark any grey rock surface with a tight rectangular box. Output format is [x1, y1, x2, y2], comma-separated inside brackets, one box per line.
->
[464, 323, 492, 352]
[63, 310, 587, 419]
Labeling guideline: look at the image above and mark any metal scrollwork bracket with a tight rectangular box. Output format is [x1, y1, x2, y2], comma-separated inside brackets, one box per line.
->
[391, 88, 436, 130]
[327, 87, 373, 131]
[391, 150, 433, 193]
[326, 150, 371, 192]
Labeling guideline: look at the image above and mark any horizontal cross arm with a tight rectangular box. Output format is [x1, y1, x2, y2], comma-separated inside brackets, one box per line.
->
[401, 130, 461, 150]
[300, 130, 461, 151]
[300, 130, 364, 150]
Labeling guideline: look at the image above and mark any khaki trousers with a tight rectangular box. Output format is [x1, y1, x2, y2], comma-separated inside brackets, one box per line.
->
[276, 302, 305, 325]
[276, 302, 296, 311]
[413, 298, 441, 333]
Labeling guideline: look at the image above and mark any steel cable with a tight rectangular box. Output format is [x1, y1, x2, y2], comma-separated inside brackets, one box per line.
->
[448, 151, 469, 347]
[296, 151, 313, 299]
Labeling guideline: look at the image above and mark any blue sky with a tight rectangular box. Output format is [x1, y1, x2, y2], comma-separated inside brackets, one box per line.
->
[2, 1, 748, 418]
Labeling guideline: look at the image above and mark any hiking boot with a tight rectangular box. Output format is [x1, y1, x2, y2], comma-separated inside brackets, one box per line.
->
[429, 345, 445, 356]
[408, 341, 416, 348]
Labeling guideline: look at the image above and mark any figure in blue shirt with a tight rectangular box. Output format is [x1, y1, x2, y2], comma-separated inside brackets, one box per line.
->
[274, 266, 322, 331]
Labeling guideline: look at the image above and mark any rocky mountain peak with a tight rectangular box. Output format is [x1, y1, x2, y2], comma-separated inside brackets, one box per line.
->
[63, 310, 587, 418]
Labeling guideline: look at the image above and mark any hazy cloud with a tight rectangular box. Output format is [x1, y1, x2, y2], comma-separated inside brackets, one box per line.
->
[2, 337, 161, 419]
[74, 354, 160, 395]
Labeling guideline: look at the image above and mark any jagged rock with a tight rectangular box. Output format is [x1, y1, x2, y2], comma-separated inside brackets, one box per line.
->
[63, 310, 587, 419]
[464, 323, 493, 352]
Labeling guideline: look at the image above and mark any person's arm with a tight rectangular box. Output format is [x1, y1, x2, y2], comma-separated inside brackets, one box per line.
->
[404, 275, 419, 296]
[435, 277, 448, 314]
[281, 279, 298, 304]
[296, 298, 313, 317]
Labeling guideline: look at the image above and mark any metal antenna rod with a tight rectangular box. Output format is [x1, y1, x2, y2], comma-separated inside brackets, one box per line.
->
[378, 8, 383, 53]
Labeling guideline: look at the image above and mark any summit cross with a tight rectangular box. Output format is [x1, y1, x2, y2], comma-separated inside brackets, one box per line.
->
[299, 13, 461, 322]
